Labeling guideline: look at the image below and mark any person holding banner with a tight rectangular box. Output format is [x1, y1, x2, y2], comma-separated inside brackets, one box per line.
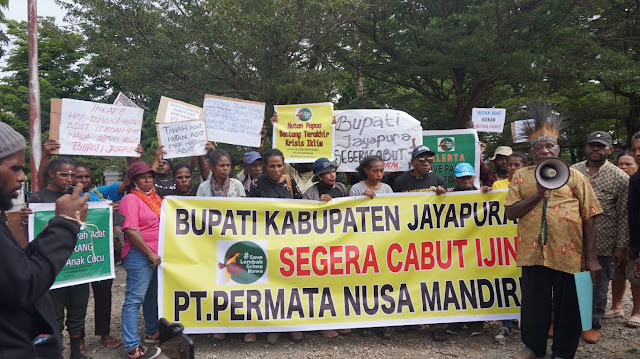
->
[505, 104, 602, 359]
[392, 145, 447, 194]
[0, 123, 89, 358]
[73, 161, 125, 350]
[236, 151, 264, 192]
[25, 158, 93, 359]
[248, 148, 303, 344]
[119, 161, 163, 359]
[303, 158, 348, 202]
[197, 149, 246, 198]
[350, 155, 393, 198]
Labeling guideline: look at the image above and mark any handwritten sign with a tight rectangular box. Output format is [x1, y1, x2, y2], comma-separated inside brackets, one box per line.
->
[203, 95, 265, 147]
[333, 109, 423, 172]
[472, 108, 506, 133]
[156, 96, 204, 123]
[273, 102, 334, 163]
[157, 120, 208, 159]
[113, 92, 140, 108]
[53, 99, 143, 157]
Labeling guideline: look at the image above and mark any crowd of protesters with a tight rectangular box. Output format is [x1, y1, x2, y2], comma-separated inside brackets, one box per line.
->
[3, 107, 640, 359]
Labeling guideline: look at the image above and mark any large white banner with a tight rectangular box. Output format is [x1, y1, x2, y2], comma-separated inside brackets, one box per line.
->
[59, 99, 143, 157]
[334, 109, 423, 172]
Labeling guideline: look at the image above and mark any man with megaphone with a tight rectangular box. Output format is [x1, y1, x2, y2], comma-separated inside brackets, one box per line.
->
[505, 103, 603, 359]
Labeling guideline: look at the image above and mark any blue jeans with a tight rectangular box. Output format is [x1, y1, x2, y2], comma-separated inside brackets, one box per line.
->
[122, 246, 159, 352]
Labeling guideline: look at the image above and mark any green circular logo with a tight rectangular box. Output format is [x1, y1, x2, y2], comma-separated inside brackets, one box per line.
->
[220, 241, 267, 284]
[439, 138, 455, 152]
[296, 108, 312, 121]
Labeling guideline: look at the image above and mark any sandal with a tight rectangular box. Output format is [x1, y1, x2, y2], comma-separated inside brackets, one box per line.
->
[626, 315, 640, 328]
[603, 309, 624, 319]
[100, 335, 123, 349]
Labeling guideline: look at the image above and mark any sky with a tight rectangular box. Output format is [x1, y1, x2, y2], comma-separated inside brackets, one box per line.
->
[6, 0, 67, 23]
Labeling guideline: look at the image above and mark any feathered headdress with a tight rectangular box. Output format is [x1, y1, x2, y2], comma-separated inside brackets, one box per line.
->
[522, 102, 563, 144]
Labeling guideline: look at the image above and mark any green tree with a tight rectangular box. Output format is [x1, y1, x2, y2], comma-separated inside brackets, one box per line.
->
[339, 0, 582, 129]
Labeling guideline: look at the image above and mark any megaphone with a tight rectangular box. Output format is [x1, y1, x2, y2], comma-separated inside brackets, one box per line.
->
[535, 157, 570, 190]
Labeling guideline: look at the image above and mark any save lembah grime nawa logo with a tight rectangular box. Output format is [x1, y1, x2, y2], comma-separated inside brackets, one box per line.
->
[437, 137, 455, 152]
[296, 108, 313, 122]
[217, 241, 267, 285]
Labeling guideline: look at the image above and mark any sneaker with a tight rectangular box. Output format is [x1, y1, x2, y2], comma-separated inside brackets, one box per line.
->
[495, 326, 511, 341]
[513, 346, 536, 359]
[290, 331, 304, 342]
[127, 345, 161, 359]
[243, 333, 256, 343]
[144, 331, 159, 344]
[266, 332, 281, 345]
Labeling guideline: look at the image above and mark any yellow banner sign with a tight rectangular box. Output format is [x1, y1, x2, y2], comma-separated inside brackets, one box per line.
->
[159, 191, 520, 333]
[272, 102, 334, 162]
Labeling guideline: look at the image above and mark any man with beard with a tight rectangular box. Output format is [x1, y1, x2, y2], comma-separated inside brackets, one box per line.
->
[0, 122, 89, 357]
[572, 131, 629, 343]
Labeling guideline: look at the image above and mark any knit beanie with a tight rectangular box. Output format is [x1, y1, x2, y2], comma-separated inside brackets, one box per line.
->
[0, 122, 26, 159]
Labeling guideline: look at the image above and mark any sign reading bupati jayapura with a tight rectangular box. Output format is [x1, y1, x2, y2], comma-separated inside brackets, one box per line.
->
[334, 109, 423, 172]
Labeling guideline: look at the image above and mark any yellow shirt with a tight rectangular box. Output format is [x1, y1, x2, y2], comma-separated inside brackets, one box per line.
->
[505, 166, 602, 274]
[492, 178, 510, 189]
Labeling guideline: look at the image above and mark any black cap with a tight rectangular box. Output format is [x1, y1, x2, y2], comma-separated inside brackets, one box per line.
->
[412, 145, 435, 159]
[587, 131, 612, 146]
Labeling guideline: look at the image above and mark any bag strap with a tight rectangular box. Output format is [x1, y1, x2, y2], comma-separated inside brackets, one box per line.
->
[284, 174, 294, 198]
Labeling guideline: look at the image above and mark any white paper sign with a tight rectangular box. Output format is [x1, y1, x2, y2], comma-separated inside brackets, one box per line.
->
[156, 96, 204, 123]
[472, 108, 506, 133]
[511, 119, 535, 143]
[203, 95, 265, 147]
[334, 109, 423, 172]
[157, 120, 208, 159]
[59, 99, 143, 157]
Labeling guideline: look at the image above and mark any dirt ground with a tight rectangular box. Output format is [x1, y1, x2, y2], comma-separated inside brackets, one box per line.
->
[66, 266, 640, 359]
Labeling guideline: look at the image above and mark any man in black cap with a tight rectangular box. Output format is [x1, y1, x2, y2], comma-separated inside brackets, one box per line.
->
[0, 122, 90, 357]
[392, 145, 447, 194]
[571, 130, 629, 344]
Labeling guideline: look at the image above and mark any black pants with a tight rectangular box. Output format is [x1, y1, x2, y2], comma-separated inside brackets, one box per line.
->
[50, 284, 90, 337]
[91, 279, 114, 336]
[521, 266, 582, 359]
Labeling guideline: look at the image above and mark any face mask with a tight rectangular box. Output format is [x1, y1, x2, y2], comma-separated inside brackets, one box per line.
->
[134, 182, 153, 195]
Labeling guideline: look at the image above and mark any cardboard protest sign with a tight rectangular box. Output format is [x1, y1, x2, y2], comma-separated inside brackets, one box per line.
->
[159, 191, 520, 333]
[156, 96, 204, 124]
[113, 92, 140, 108]
[157, 120, 208, 159]
[511, 119, 534, 144]
[472, 108, 506, 133]
[273, 103, 334, 163]
[203, 95, 266, 147]
[422, 129, 480, 189]
[334, 109, 423, 172]
[50, 98, 143, 157]
[29, 202, 114, 289]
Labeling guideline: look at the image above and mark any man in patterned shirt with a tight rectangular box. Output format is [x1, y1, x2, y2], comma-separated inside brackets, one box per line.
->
[571, 131, 629, 344]
[505, 103, 602, 359]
